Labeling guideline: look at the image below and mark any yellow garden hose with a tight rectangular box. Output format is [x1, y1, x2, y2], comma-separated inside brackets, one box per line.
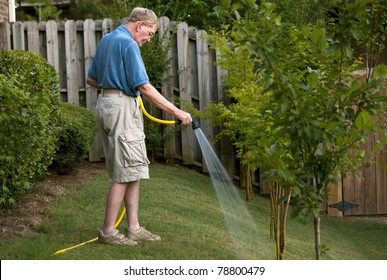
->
[53, 206, 126, 255]
[53, 95, 176, 255]
[138, 96, 176, 125]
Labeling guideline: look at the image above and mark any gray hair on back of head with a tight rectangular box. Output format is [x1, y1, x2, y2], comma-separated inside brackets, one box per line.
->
[128, 7, 159, 28]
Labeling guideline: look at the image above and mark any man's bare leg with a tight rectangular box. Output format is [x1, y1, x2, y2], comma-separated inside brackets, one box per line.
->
[101, 182, 127, 235]
[124, 180, 140, 231]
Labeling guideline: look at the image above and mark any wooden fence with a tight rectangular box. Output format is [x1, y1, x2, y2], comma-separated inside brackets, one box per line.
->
[0, 18, 386, 216]
[341, 86, 387, 216]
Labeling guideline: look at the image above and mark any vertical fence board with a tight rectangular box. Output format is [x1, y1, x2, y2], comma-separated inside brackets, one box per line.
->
[26, 21, 39, 55]
[12, 22, 24, 50]
[343, 171, 355, 215]
[0, 22, 11, 50]
[375, 134, 387, 213]
[354, 161, 366, 215]
[64, 20, 79, 105]
[102, 19, 113, 35]
[83, 19, 102, 161]
[177, 22, 194, 164]
[46, 20, 59, 72]
[83, 19, 97, 110]
[57, 22, 67, 92]
[344, 149, 367, 216]
[188, 27, 201, 166]
[38, 22, 47, 58]
[76, 20, 85, 93]
[215, 48, 235, 177]
[327, 173, 344, 217]
[365, 135, 377, 214]
[196, 29, 211, 172]
[159, 16, 176, 164]
[375, 87, 387, 213]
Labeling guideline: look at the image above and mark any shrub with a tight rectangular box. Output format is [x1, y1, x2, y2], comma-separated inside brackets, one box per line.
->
[0, 50, 61, 209]
[51, 102, 97, 175]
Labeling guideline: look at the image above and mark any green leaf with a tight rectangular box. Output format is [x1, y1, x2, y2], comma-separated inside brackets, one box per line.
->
[312, 208, 320, 218]
[354, 110, 371, 130]
[268, 143, 280, 155]
[290, 205, 303, 220]
[246, 0, 257, 7]
[213, 5, 227, 16]
[310, 30, 321, 44]
[231, 2, 244, 10]
[317, 34, 327, 52]
[234, 10, 241, 20]
[220, 0, 231, 9]
[345, 46, 354, 58]
[257, 47, 266, 60]
[275, 15, 281, 26]
[263, 45, 274, 53]
[301, 25, 310, 37]
[373, 64, 387, 80]
[307, 72, 319, 88]
[281, 101, 291, 113]
[350, 28, 361, 40]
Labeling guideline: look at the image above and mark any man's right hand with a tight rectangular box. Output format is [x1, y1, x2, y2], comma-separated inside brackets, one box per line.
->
[176, 110, 192, 125]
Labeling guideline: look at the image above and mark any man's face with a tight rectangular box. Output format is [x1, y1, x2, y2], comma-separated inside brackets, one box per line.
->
[134, 22, 157, 47]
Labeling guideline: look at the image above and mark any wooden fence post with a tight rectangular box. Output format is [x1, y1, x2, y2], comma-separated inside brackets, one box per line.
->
[46, 20, 59, 72]
[83, 19, 103, 161]
[64, 20, 79, 105]
[215, 48, 235, 177]
[327, 180, 343, 217]
[159, 16, 176, 164]
[12, 22, 24, 50]
[0, 22, 11, 50]
[102, 19, 113, 35]
[83, 19, 97, 111]
[177, 22, 195, 164]
[83, 19, 102, 162]
[26, 21, 39, 55]
[196, 29, 211, 173]
[375, 87, 387, 214]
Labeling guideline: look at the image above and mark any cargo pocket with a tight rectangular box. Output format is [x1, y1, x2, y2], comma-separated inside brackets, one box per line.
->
[118, 132, 150, 167]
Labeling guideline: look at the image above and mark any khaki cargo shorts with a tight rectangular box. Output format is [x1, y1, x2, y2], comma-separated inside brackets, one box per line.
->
[96, 91, 150, 183]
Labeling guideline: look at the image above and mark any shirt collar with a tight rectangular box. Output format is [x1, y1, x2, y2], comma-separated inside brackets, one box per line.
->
[119, 24, 133, 39]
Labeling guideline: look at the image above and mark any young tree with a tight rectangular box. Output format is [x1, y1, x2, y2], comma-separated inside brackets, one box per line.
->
[210, 0, 387, 259]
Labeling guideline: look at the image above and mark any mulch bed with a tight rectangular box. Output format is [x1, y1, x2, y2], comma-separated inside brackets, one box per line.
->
[0, 161, 106, 240]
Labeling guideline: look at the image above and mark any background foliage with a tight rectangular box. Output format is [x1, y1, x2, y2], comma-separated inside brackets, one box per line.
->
[16, 0, 224, 30]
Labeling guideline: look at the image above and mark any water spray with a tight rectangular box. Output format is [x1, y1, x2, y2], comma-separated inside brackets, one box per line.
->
[192, 119, 262, 258]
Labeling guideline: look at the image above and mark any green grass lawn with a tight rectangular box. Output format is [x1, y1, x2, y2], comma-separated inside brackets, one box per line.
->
[0, 162, 386, 260]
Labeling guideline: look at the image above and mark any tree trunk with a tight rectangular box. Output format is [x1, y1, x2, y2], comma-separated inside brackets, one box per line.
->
[314, 216, 321, 260]
[241, 163, 252, 201]
[270, 183, 291, 260]
[280, 191, 291, 258]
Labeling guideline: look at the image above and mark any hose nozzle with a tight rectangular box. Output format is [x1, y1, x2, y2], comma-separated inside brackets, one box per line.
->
[192, 118, 201, 130]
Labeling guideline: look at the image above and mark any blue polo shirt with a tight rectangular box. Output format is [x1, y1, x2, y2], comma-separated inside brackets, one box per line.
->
[88, 25, 149, 97]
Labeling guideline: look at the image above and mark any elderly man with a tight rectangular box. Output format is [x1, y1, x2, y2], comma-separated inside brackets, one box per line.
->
[87, 7, 192, 245]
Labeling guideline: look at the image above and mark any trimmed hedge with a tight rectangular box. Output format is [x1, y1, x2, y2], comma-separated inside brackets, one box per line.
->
[0, 50, 61, 209]
[52, 102, 97, 175]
